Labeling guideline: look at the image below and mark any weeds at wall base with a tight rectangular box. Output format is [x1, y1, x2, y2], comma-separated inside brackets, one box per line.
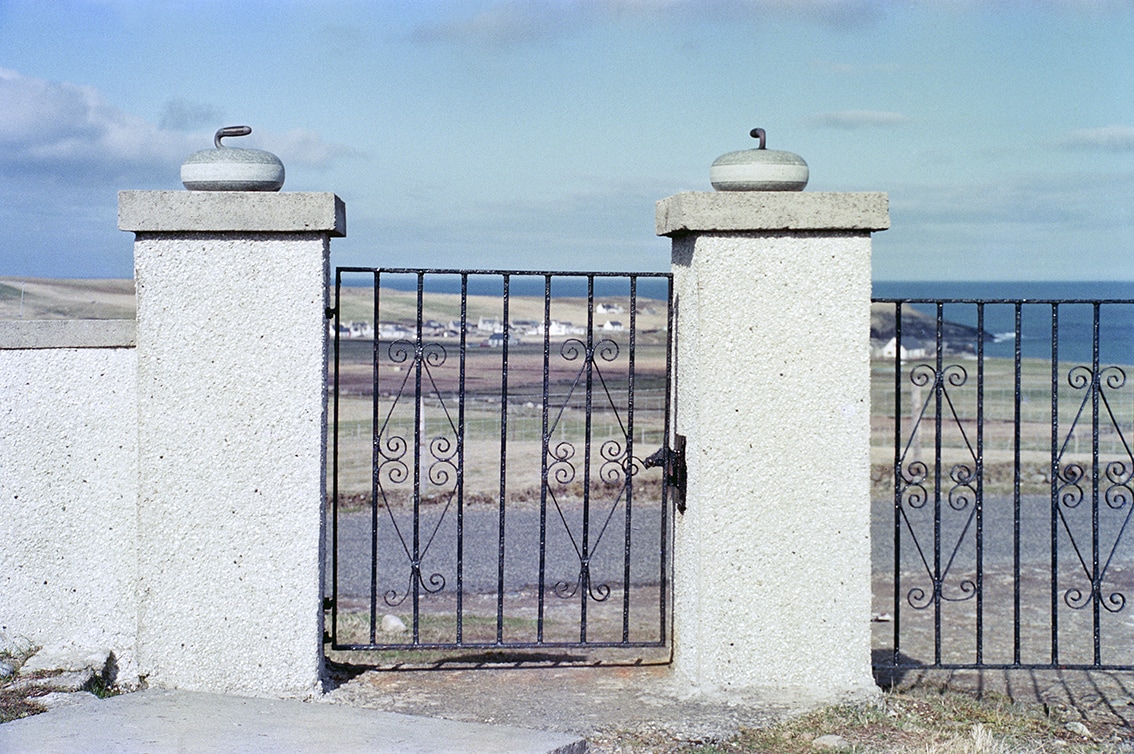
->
[687, 685, 1129, 754]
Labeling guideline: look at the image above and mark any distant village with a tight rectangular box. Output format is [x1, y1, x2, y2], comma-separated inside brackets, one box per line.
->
[330, 302, 629, 347]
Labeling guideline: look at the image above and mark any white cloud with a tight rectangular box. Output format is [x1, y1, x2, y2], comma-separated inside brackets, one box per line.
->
[265, 128, 362, 169]
[0, 67, 193, 181]
[1057, 125, 1134, 152]
[805, 110, 909, 129]
[0, 68, 356, 182]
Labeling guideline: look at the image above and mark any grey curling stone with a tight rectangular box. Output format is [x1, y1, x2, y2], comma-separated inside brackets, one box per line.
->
[710, 128, 808, 192]
[181, 125, 285, 191]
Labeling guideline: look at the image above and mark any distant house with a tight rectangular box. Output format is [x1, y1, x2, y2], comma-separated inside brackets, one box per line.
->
[348, 321, 373, 339]
[485, 332, 521, 348]
[378, 323, 414, 340]
[601, 320, 624, 332]
[596, 303, 624, 315]
[447, 320, 476, 333]
[536, 320, 571, 337]
[878, 337, 929, 361]
[512, 319, 540, 336]
[478, 317, 504, 333]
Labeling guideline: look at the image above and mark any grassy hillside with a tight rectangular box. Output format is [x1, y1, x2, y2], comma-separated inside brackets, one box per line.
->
[0, 277, 136, 320]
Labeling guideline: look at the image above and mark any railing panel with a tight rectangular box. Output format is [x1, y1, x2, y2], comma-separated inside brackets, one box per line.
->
[873, 297, 1134, 671]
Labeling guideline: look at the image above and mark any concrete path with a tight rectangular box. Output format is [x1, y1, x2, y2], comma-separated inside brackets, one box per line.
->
[0, 689, 585, 754]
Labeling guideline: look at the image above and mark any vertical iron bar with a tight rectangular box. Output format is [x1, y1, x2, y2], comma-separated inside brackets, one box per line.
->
[412, 272, 425, 644]
[933, 303, 944, 665]
[660, 275, 674, 644]
[1051, 303, 1060, 665]
[892, 303, 903, 668]
[331, 269, 343, 647]
[370, 273, 382, 645]
[1092, 302, 1102, 665]
[975, 303, 985, 665]
[1013, 302, 1023, 666]
[496, 274, 511, 644]
[537, 275, 552, 643]
[622, 276, 637, 643]
[580, 275, 595, 642]
[456, 274, 468, 645]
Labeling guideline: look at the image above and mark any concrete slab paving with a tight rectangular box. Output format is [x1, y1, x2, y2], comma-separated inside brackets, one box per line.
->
[0, 689, 586, 754]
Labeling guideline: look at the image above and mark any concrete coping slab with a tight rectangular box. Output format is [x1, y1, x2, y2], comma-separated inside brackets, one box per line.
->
[0, 689, 587, 754]
[0, 319, 136, 349]
[118, 190, 346, 237]
[656, 190, 890, 236]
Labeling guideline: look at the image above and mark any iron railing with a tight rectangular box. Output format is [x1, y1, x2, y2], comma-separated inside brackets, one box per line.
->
[873, 297, 1134, 671]
[327, 268, 675, 656]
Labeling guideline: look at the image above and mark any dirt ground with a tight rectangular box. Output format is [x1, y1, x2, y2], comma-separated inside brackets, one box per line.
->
[322, 659, 1134, 753]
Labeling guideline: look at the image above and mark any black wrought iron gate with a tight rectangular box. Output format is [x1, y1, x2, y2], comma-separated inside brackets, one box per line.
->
[326, 268, 678, 657]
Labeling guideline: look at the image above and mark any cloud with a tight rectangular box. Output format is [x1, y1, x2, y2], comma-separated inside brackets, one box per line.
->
[891, 170, 1134, 232]
[159, 99, 224, 131]
[1057, 125, 1134, 152]
[805, 110, 909, 129]
[0, 67, 194, 182]
[0, 68, 356, 183]
[265, 128, 362, 169]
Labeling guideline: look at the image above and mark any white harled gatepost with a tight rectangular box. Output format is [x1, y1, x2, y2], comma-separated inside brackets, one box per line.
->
[657, 190, 889, 702]
[119, 190, 344, 697]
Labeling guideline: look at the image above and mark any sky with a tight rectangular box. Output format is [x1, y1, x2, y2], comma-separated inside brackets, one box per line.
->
[1, 0, 1134, 282]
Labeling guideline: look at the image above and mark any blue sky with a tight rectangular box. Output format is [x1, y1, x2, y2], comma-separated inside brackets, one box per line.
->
[1, 0, 1133, 281]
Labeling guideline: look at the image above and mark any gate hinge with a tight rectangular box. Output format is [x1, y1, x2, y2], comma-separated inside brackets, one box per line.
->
[325, 306, 337, 320]
[643, 434, 687, 513]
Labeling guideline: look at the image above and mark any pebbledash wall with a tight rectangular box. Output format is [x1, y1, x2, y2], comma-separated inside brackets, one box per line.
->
[1, 187, 887, 705]
[2, 191, 343, 698]
[1, 321, 139, 679]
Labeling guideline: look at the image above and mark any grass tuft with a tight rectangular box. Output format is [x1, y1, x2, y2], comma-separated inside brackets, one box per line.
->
[685, 685, 1127, 754]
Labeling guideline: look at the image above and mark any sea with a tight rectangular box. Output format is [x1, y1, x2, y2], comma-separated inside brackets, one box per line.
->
[872, 281, 1134, 366]
[342, 271, 1134, 366]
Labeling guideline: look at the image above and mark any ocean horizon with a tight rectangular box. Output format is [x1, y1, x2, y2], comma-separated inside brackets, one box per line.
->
[873, 281, 1134, 365]
[341, 272, 1134, 365]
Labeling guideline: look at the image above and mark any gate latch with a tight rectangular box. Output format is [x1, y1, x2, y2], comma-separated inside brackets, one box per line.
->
[643, 434, 687, 513]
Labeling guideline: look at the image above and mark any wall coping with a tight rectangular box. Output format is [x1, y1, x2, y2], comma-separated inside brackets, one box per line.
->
[0, 320, 136, 349]
[656, 191, 890, 236]
[118, 191, 346, 237]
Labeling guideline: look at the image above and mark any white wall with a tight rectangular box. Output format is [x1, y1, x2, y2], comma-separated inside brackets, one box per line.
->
[0, 329, 138, 677]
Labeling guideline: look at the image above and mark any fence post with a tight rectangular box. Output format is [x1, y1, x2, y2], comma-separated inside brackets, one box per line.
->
[119, 190, 344, 697]
[657, 191, 888, 701]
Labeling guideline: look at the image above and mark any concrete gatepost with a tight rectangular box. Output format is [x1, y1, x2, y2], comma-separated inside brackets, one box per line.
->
[656, 191, 888, 702]
[118, 191, 344, 697]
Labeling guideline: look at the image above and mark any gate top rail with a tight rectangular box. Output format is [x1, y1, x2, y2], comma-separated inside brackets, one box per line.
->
[337, 266, 672, 278]
[873, 297, 1134, 305]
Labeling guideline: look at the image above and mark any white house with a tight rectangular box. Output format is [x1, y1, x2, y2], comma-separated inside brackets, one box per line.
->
[878, 336, 929, 361]
[348, 321, 374, 339]
[536, 320, 571, 337]
[477, 317, 504, 333]
[601, 320, 624, 332]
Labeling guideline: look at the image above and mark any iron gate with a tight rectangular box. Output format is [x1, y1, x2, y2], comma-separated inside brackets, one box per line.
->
[326, 268, 678, 657]
[873, 297, 1134, 672]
